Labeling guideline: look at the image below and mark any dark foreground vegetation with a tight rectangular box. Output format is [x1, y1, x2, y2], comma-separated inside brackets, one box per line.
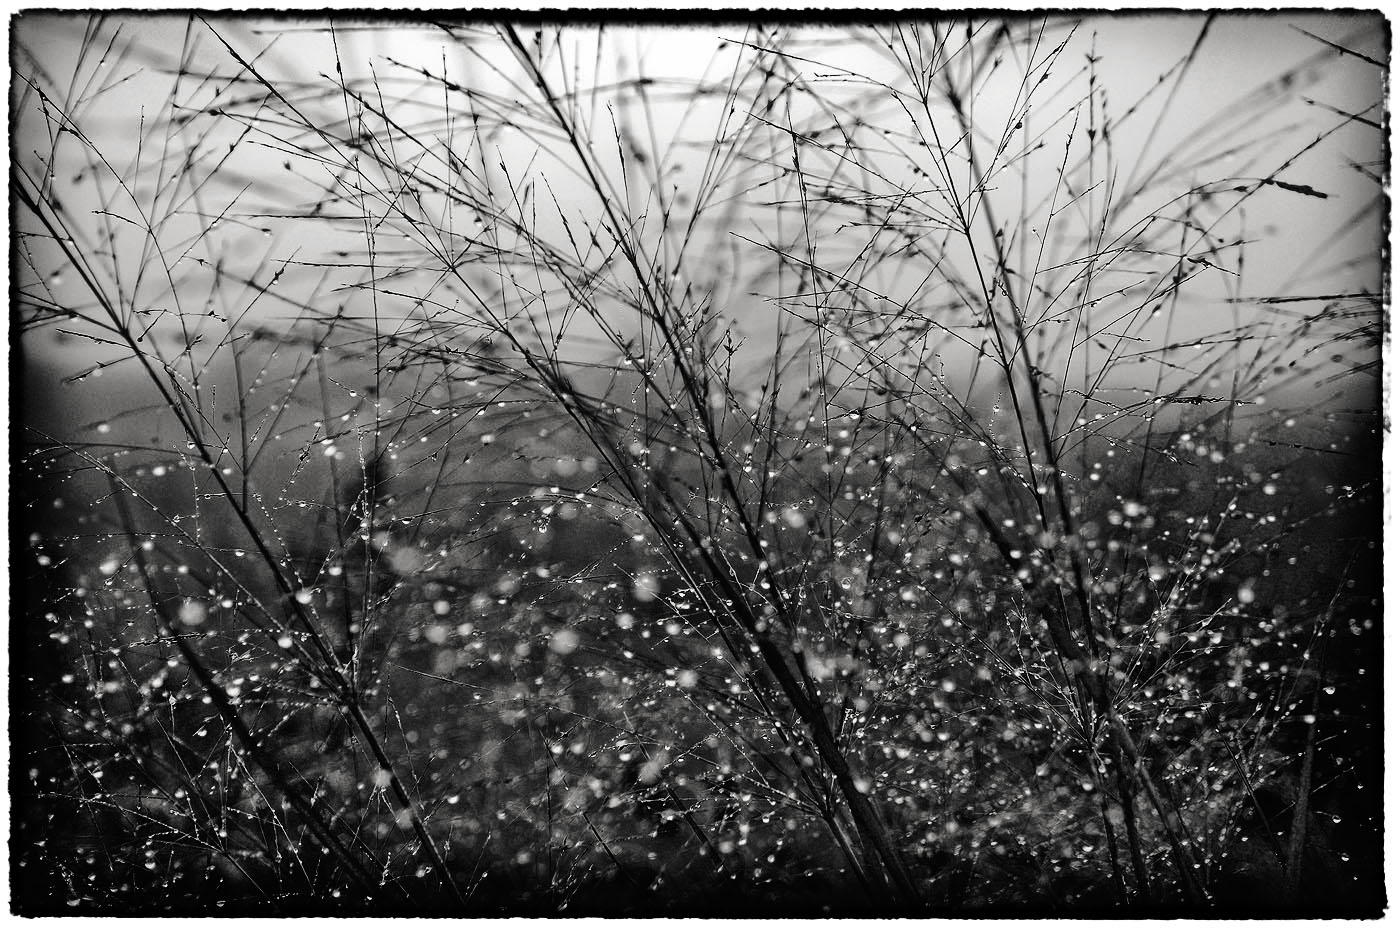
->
[11, 13, 1385, 916]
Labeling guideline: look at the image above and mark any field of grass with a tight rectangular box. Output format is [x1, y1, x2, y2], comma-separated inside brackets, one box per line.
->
[11, 13, 1385, 916]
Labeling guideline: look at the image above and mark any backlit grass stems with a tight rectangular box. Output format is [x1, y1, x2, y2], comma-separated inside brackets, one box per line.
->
[14, 15, 1382, 914]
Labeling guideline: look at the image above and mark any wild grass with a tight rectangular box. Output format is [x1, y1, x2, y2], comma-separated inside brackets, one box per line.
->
[12, 13, 1385, 916]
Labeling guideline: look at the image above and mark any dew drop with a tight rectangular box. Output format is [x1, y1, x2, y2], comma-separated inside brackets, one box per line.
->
[549, 628, 580, 655]
[177, 599, 207, 625]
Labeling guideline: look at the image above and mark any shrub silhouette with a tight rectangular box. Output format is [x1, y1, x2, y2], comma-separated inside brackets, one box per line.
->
[12, 13, 1384, 916]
